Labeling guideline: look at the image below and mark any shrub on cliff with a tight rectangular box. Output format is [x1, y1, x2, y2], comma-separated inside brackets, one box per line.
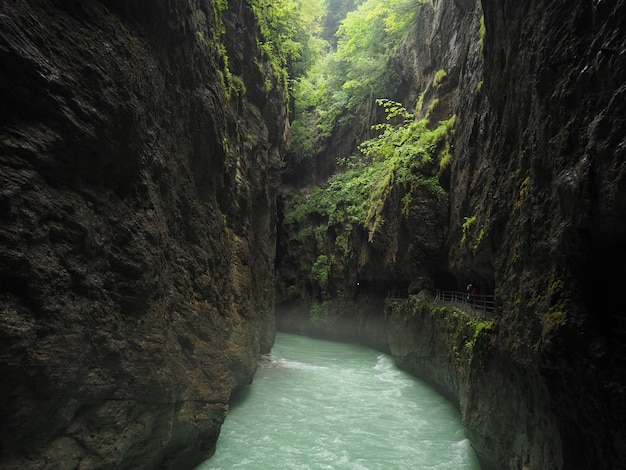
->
[282, 98, 454, 296]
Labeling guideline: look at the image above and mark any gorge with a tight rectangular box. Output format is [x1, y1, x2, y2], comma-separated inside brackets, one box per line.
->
[1, 0, 625, 469]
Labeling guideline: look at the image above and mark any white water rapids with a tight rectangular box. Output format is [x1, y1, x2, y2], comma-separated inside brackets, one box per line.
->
[195, 332, 481, 469]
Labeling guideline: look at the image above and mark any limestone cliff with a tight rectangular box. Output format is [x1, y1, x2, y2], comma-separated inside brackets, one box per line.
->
[452, 0, 626, 468]
[275, 0, 626, 468]
[0, 1, 287, 468]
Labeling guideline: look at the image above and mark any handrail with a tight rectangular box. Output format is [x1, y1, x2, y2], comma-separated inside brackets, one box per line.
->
[434, 289, 495, 317]
[386, 287, 409, 299]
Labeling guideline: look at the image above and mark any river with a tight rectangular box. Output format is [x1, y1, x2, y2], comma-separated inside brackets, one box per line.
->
[195, 332, 481, 469]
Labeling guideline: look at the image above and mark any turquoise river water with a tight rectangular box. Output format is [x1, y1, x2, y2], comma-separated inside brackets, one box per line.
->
[195, 332, 481, 470]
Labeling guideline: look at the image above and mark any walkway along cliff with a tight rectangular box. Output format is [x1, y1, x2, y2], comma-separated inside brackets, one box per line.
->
[0, 1, 287, 468]
[275, 0, 626, 469]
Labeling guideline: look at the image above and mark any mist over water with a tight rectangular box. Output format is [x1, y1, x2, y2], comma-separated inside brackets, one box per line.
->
[196, 332, 481, 470]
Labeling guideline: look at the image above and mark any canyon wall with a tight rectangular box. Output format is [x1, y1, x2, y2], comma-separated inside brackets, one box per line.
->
[450, 0, 626, 468]
[0, 1, 287, 468]
[276, 0, 626, 468]
[2, 0, 623, 467]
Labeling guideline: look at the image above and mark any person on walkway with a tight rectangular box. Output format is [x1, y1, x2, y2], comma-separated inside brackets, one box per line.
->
[466, 283, 473, 300]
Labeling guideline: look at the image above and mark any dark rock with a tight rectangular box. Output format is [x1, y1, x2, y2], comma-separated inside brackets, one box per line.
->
[0, 0, 287, 468]
[275, 0, 626, 468]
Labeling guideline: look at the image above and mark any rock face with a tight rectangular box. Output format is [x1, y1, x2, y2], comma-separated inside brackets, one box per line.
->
[449, 0, 626, 468]
[275, 0, 626, 468]
[0, 1, 287, 468]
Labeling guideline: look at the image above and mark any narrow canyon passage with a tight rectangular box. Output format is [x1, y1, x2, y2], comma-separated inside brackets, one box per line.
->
[196, 332, 481, 469]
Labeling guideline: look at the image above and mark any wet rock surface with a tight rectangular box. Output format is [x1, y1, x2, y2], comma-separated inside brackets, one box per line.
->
[0, 1, 286, 468]
[275, 0, 626, 468]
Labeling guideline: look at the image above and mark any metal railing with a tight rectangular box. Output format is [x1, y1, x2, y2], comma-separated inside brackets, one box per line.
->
[434, 289, 495, 317]
[386, 287, 409, 299]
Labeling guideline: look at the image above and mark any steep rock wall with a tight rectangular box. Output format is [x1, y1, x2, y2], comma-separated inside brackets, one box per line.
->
[0, 1, 287, 468]
[449, 0, 626, 468]
[393, 0, 486, 279]
[394, 0, 626, 467]
[275, 0, 478, 309]
[275, 0, 626, 468]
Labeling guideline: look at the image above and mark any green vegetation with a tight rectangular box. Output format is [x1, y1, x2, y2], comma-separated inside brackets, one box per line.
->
[289, 0, 428, 156]
[433, 69, 447, 88]
[461, 212, 487, 253]
[311, 254, 332, 288]
[385, 294, 495, 372]
[250, 0, 326, 92]
[478, 1, 486, 55]
[285, 99, 454, 244]
[415, 92, 425, 115]
[465, 317, 493, 352]
[207, 0, 327, 99]
[310, 299, 331, 323]
[263, 0, 462, 311]
[420, 297, 494, 363]
[283, 98, 455, 298]
[204, 0, 239, 99]
[461, 215, 476, 245]
[426, 97, 439, 115]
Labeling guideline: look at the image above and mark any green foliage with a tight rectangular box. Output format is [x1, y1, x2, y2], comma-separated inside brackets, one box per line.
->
[461, 215, 476, 245]
[465, 318, 493, 353]
[433, 68, 447, 88]
[311, 254, 332, 288]
[309, 299, 331, 323]
[288, 119, 316, 161]
[424, 298, 450, 316]
[283, 98, 454, 267]
[359, 100, 455, 176]
[334, 234, 350, 262]
[286, 99, 455, 227]
[203, 2, 234, 100]
[337, 0, 423, 58]
[461, 209, 486, 253]
[284, 162, 383, 236]
[194, 2, 248, 101]
[426, 97, 439, 116]
[415, 92, 425, 115]
[289, 0, 427, 160]
[401, 192, 413, 218]
[250, 0, 326, 93]
[285, 284, 300, 300]
[478, 1, 486, 55]
[321, 0, 358, 46]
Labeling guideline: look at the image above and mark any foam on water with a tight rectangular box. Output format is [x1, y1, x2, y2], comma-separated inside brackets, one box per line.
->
[195, 332, 481, 470]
